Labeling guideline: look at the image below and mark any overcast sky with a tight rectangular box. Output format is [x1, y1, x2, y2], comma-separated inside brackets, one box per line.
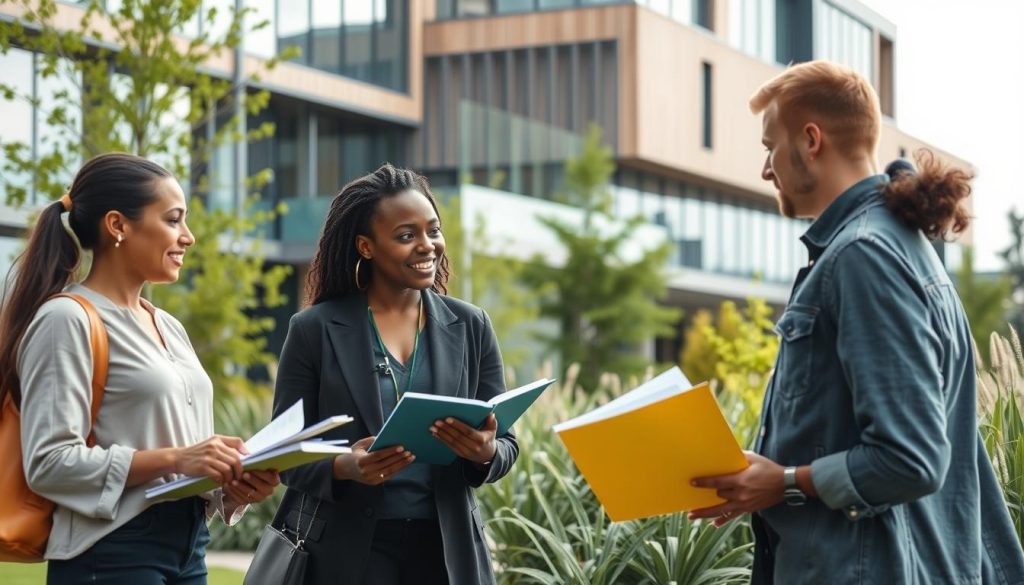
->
[858, 0, 1024, 271]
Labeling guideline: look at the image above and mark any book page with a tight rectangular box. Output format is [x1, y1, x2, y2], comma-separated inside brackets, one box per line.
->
[553, 367, 692, 431]
[243, 399, 305, 455]
[489, 378, 556, 406]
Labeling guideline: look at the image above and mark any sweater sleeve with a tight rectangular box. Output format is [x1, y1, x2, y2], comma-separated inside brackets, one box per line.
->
[17, 298, 134, 520]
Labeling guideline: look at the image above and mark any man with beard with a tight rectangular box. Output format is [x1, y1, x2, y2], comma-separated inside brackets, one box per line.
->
[688, 60, 1024, 584]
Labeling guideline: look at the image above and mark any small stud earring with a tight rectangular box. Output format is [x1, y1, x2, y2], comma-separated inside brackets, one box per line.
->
[115, 234, 123, 248]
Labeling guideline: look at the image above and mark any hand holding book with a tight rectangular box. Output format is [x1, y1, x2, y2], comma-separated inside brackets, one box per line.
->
[430, 412, 498, 466]
[332, 437, 415, 485]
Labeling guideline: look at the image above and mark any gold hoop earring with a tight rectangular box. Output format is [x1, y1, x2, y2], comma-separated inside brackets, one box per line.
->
[355, 257, 368, 291]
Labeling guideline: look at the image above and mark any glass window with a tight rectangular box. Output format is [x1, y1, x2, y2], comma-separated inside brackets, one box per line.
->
[702, 198, 720, 271]
[311, 0, 342, 72]
[316, 116, 341, 197]
[728, 0, 773, 61]
[275, 105, 300, 199]
[278, 0, 310, 65]
[671, 0, 694, 24]
[497, 0, 534, 13]
[341, 132, 372, 184]
[538, 0, 575, 9]
[374, 0, 408, 91]
[0, 49, 34, 196]
[344, 0, 374, 25]
[205, 0, 235, 42]
[343, 1, 374, 81]
[615, 185, 641, 219]
[150, 84, 191, 182]
[36, 57, 81, 197]
[313, 0, 342, 26]
[815, 1, 872, 81]
[456, 0, 491, 17]
[245, 0, 276, 59]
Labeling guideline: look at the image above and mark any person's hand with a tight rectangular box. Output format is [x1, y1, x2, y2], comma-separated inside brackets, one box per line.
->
[332, 436, 415, 485]
[173, 435, 247, 484]
[431, 414, 497, 466]
[688, 451, 786, 527]
[223, 470, 280, 506]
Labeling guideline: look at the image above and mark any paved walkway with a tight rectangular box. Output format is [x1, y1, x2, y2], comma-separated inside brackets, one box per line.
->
[207, 550, 254, 573]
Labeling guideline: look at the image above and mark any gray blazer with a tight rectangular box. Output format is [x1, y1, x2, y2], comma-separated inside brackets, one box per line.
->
[270, 290, 517, 585]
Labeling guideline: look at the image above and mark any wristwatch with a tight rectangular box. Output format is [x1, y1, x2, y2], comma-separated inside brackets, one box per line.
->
[783, 466, 807, 506]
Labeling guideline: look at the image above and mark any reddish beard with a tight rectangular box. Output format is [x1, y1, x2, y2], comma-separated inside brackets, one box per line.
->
[777, 146, 817, 218]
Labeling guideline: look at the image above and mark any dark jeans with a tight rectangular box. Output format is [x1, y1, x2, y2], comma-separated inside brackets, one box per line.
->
[48, 497, 210, 585]
[362, 519, 449, 585]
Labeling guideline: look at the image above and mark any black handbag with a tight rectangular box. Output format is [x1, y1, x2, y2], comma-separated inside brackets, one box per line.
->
[243, 495, 320, 585]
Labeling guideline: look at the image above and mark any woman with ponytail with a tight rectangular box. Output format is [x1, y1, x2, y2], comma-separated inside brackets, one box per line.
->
[0, 153, 279, 584]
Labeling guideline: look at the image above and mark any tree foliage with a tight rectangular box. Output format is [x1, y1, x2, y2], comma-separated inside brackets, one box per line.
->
[1002, 209, 1024, 336]
[435, 194, 538, 373]
[0, 0, 294, 399]
[521, 125, 680, 389]
[954, 246, 1012, 363]
[680, 299, 778, 445]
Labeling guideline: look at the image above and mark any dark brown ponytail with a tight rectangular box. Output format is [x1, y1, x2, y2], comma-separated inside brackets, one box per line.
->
[883, 149, 973, 241]
[0, 153, 171, 406]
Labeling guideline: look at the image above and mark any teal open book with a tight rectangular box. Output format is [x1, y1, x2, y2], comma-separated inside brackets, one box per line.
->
[368, 378, 556, 465]
[145, 399, 353, 501]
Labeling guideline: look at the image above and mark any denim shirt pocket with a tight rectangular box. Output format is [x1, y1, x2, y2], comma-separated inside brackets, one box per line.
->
[773, 304, 819, 400]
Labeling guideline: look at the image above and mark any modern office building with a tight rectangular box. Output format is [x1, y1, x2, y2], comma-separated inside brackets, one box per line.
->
[0, 0, 969, 371]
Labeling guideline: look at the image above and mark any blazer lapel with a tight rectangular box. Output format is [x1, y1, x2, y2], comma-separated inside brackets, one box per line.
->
[424, 291, 466, 398]
[326, 295, 385, 434]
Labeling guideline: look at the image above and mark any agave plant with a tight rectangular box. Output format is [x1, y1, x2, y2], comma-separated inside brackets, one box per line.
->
[627, 514, 752, 585]
[480, 364, 753, 584]
[977, 327, 1024, 541]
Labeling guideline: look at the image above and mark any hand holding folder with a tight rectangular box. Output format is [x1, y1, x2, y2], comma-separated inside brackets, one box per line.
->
[554, 367, 747, 521]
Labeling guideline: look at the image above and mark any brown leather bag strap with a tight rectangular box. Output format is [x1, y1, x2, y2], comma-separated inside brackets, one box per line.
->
[50, 293, 109, 448]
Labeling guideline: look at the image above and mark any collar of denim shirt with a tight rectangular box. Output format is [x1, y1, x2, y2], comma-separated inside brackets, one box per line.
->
[800, 174, 889, 260]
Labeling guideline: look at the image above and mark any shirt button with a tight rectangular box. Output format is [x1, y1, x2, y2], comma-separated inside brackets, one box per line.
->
[760, 427, 766, 437]
[364, 507, 374, 518]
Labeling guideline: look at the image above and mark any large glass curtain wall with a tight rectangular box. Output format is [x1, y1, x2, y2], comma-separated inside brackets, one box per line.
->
[613, 170, 806, 283]
[437, 0, 712, 29]
[260, 0, 408, 92]
[106, 0, 408, 92]
[244, 98, 410, 243]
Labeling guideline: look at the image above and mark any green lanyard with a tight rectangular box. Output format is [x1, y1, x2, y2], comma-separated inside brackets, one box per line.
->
[367, 299, 423, 402]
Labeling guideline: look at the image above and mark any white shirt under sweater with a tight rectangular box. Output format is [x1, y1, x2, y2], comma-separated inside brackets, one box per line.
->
[17, 283, 243, 560]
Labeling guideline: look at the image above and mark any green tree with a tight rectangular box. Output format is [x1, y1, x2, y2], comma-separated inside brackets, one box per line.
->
[680, 298, 778, 445]
[954, 246, 1012, 363]
[521, 125, 680, 389]
[1001, 209, 1024, 336]
[435, 194, 538, 373]
[0, 0, 294, 399]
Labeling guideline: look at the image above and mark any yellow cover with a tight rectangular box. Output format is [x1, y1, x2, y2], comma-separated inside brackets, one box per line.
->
[556, 381, 748, 522]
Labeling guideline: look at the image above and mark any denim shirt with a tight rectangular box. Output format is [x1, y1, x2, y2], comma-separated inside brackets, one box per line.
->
[753, 175, 1024, 585]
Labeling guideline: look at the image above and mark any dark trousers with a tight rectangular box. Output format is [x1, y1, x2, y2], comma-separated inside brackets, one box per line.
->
[362, 519, 449, 585]
[48, 497, 210, 585]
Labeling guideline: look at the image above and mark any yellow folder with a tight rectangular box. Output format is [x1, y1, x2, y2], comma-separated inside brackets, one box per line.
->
[554, 368, 748, 522]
